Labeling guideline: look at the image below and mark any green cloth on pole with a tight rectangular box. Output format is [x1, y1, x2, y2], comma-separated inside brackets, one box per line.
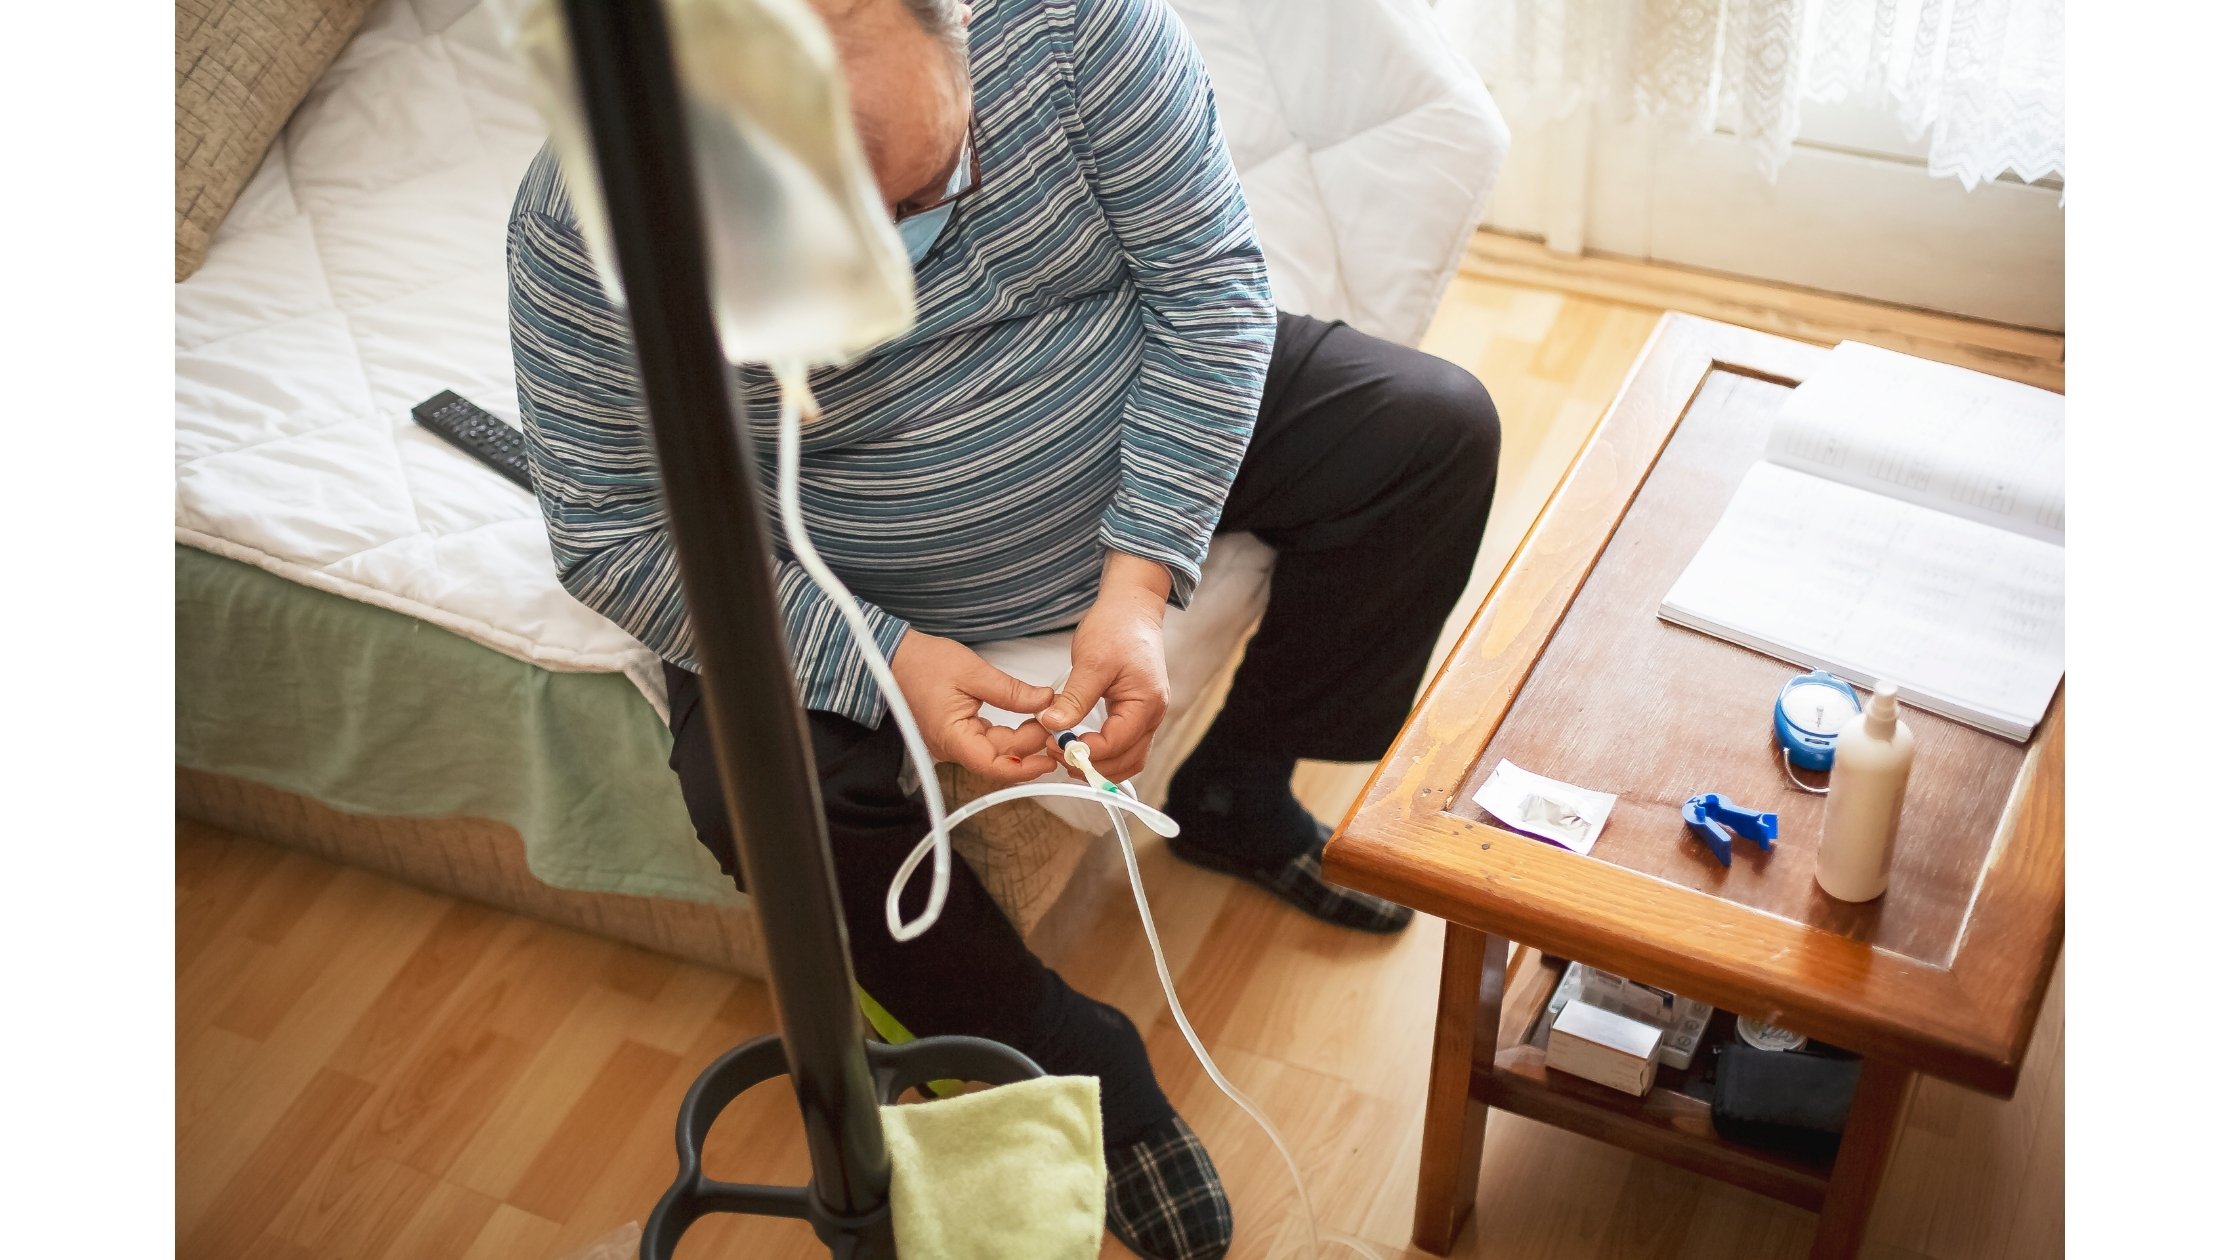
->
[880, 1075, 1106, 1260]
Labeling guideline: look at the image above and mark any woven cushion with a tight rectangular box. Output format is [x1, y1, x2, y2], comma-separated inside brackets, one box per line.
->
[176, 0, 378, 280]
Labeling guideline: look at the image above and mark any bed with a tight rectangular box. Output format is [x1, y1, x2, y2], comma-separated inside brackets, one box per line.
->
[174, 0, 1506, 973]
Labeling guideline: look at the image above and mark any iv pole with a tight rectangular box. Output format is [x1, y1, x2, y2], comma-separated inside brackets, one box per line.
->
[547, 2, 1044, 1256]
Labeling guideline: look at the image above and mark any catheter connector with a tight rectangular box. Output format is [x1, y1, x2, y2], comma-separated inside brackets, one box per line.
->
[1055, 730, 1121, 793]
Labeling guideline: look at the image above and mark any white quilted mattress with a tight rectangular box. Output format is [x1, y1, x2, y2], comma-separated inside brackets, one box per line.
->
[173, 0, 1500, 812]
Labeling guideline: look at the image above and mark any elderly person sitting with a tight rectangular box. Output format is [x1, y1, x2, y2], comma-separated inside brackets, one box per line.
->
[507, 1, 1500, 1255]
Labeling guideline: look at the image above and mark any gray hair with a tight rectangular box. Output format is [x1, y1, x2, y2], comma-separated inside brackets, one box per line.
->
[897, 0, 969, 64]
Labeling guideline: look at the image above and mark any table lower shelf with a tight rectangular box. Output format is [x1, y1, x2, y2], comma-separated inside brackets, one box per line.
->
[1478, 948, 1835, 1212]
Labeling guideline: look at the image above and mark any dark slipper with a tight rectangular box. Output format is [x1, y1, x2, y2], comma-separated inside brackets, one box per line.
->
[1168, 826, 1414, 934]
[1106, 1115, 1232, 1260]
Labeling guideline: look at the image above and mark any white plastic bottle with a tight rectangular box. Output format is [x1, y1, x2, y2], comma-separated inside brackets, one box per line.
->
[1815, 681, 1915, 903]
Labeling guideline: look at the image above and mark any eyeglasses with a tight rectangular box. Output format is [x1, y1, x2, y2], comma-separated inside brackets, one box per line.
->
[893, 118, 982, 225]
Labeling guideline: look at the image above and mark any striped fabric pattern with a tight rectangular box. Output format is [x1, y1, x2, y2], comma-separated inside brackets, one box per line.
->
[506, 0, 1275, 725]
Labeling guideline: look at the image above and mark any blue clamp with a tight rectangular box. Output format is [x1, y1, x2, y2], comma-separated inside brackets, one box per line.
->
[1681, 793, 1780, 868]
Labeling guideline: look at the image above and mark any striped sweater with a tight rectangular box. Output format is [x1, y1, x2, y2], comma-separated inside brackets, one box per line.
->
[507, 0, 1275, 726]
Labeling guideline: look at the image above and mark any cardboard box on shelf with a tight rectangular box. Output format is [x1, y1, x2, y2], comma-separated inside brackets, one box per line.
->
[1547, 999, 1664, 1096]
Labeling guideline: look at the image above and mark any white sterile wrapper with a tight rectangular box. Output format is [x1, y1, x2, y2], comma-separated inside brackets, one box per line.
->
[1473, 759, 1618, 855]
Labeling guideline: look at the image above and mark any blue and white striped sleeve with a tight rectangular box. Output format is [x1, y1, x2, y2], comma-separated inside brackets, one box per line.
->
[1067, 0, 1277, 606]
[506, 199, 908, 726]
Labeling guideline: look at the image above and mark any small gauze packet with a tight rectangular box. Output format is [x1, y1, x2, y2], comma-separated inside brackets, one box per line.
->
[1472, 759, 1618, 854]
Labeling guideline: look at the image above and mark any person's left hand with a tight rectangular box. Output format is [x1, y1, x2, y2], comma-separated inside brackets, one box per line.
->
[1037, 552, 1172, 781]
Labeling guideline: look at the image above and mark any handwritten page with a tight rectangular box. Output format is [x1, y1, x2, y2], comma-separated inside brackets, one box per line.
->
[1662, 465, 2064, 739]
[1768, 342, 2065, 544]
[1659, 344, 2065, 741]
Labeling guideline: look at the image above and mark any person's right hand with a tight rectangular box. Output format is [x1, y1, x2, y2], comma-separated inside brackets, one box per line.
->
[890, 629, 1060, 786]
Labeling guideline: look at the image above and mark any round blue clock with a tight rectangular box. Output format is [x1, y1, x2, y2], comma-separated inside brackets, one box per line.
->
[1774, 670, 1862, 775]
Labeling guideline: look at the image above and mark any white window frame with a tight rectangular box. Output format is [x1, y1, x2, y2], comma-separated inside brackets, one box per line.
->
[1487, 106, 2065, 331]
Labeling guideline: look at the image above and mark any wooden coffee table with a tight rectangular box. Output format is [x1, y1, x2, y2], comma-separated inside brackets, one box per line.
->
[1322, 315, 2064, 1260]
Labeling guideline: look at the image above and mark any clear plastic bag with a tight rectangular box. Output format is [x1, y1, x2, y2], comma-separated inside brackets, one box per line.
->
[511, 0, 917, 367]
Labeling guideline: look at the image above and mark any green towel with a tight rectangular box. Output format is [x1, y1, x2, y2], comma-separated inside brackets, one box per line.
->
[880, 1075, 1105, 1259]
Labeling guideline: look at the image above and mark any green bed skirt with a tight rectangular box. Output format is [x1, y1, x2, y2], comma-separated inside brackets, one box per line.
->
[175, 545, 734, 903]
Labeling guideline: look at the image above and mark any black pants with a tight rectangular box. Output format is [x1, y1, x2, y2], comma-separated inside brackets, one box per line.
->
[663, 312, 1499, 1071]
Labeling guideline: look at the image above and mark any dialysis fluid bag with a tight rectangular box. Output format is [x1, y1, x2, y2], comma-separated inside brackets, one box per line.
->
[512, 0, 918, 367]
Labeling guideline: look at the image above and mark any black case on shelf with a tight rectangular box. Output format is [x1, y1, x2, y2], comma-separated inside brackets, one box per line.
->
[1710, 1046, 1863, 1164]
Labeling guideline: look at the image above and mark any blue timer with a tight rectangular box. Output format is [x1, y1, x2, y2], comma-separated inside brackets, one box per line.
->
[1774, 670, 1861, 775]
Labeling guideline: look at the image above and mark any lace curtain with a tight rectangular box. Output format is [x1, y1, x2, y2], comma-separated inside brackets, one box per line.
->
[1440, 0, 2064, 189]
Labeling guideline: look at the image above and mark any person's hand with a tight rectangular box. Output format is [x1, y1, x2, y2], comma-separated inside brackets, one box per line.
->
[891, 630, 1060, 786]
[1037, 553, 1172, 781]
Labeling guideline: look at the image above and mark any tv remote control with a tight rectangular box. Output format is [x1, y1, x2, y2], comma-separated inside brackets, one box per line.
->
[412, 390, 534, 492]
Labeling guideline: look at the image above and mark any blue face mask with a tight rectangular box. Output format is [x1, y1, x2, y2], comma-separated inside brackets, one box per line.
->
[896, 201, 954, 266]
[895, 122, 977, 267]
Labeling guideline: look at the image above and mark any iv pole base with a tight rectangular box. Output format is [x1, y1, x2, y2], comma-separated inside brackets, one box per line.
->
[642, 1034, 1046, 1259]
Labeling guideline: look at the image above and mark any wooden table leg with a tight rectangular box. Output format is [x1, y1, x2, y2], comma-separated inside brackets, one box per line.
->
[1412, 923, 1508, 1255]
[1809, 1058, 1916, 1260]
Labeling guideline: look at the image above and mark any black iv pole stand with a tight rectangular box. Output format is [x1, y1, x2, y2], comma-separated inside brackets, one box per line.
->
[548, 3, 1045, 1257]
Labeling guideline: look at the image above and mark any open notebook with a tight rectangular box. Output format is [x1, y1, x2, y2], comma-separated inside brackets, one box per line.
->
[1659, 342, 2064, 741]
